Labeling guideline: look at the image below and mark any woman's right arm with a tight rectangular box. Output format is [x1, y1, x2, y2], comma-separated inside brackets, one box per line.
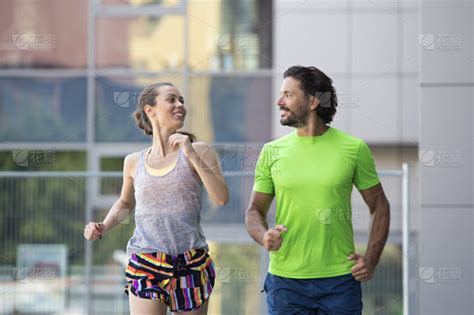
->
[84, 152, 137, 240]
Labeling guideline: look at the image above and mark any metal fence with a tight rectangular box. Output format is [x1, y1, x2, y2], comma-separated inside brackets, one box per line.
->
[0, 165, 411, 315]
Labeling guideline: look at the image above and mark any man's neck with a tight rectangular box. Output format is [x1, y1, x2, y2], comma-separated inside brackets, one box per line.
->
[296, 118, 329, 137]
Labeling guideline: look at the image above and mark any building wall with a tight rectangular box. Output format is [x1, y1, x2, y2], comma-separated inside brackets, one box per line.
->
[418, 1, 473, 314]
[272, 0, 418, 145]
[1, 0, 89, 68]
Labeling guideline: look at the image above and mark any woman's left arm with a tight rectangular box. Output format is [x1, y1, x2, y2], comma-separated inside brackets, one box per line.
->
[169, 134, 229, 206]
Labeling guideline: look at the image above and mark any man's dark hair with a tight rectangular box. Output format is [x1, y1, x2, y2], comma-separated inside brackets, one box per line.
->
[283, 66, 338, 124]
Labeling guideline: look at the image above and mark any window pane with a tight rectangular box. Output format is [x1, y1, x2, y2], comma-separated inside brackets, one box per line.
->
[201, 144, 261, 224]
[96, 75, 273, 142]
[96, 16, 184, 71]
[188, 0, 272, 71]
[0, 77, 87, 142]
[0, 0, 87, 69]
[0, 151, 86, 171]
[100, 156, 123, 195]
[188, 75, 272, 143]
[95, 76, 184, 142]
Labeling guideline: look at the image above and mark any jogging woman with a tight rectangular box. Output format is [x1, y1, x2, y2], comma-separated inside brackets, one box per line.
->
[84, 82, 229, 315]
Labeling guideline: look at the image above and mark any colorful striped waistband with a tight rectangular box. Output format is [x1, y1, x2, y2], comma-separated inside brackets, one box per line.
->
[133, 247, 208, 267]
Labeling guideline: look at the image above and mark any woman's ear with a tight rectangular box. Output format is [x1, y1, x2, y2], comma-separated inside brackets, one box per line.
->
[143, 104, 155, 118]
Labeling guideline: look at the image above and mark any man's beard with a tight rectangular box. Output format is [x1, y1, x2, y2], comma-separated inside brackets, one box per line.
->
[280, 102, 310, 128]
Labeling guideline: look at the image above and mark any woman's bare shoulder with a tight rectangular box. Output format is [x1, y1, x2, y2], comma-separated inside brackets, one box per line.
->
[125, 150, 142, 162]
[123, 150, 142, 176]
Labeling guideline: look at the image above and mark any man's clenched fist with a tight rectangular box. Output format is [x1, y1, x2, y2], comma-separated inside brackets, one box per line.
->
[262, 224, 288, 251]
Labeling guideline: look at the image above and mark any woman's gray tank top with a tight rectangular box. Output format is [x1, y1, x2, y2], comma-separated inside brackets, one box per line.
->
[126, 147, 208, 256]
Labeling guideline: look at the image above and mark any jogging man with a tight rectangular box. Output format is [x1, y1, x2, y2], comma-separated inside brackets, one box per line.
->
[245, 66, 390, 314]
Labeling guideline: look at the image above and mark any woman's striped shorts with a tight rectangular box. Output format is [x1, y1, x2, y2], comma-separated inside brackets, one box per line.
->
[124, 247, 216, 312]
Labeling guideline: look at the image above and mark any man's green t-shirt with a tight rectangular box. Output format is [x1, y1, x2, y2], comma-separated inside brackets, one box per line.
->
[253, 126, 380, 279]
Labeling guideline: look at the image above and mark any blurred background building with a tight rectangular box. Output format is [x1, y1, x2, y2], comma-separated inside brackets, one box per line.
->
[0, 0, 472, 314]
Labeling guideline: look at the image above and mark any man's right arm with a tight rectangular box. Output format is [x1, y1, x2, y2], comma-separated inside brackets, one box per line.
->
[245, 191, 273, 246]
[245, 191, 287, 250]
[248, 145, 287, 250]
[246, 190, 290, 252]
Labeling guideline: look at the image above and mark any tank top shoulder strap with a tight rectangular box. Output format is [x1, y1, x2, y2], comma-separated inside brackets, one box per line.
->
[176, 147, 184, 164]
[176, 147, 203, 185]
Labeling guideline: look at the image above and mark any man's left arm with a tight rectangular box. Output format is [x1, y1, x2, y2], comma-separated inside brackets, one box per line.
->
[349, 182, 390, 282]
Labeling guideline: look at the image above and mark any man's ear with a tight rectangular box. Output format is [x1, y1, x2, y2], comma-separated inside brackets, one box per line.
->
[310, 95, 319, 110]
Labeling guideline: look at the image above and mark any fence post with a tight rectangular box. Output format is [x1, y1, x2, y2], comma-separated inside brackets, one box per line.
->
[402, 163, 409, 315]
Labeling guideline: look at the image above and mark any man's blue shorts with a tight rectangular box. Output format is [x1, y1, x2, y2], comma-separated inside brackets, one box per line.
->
[263, 272, 363, 315]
